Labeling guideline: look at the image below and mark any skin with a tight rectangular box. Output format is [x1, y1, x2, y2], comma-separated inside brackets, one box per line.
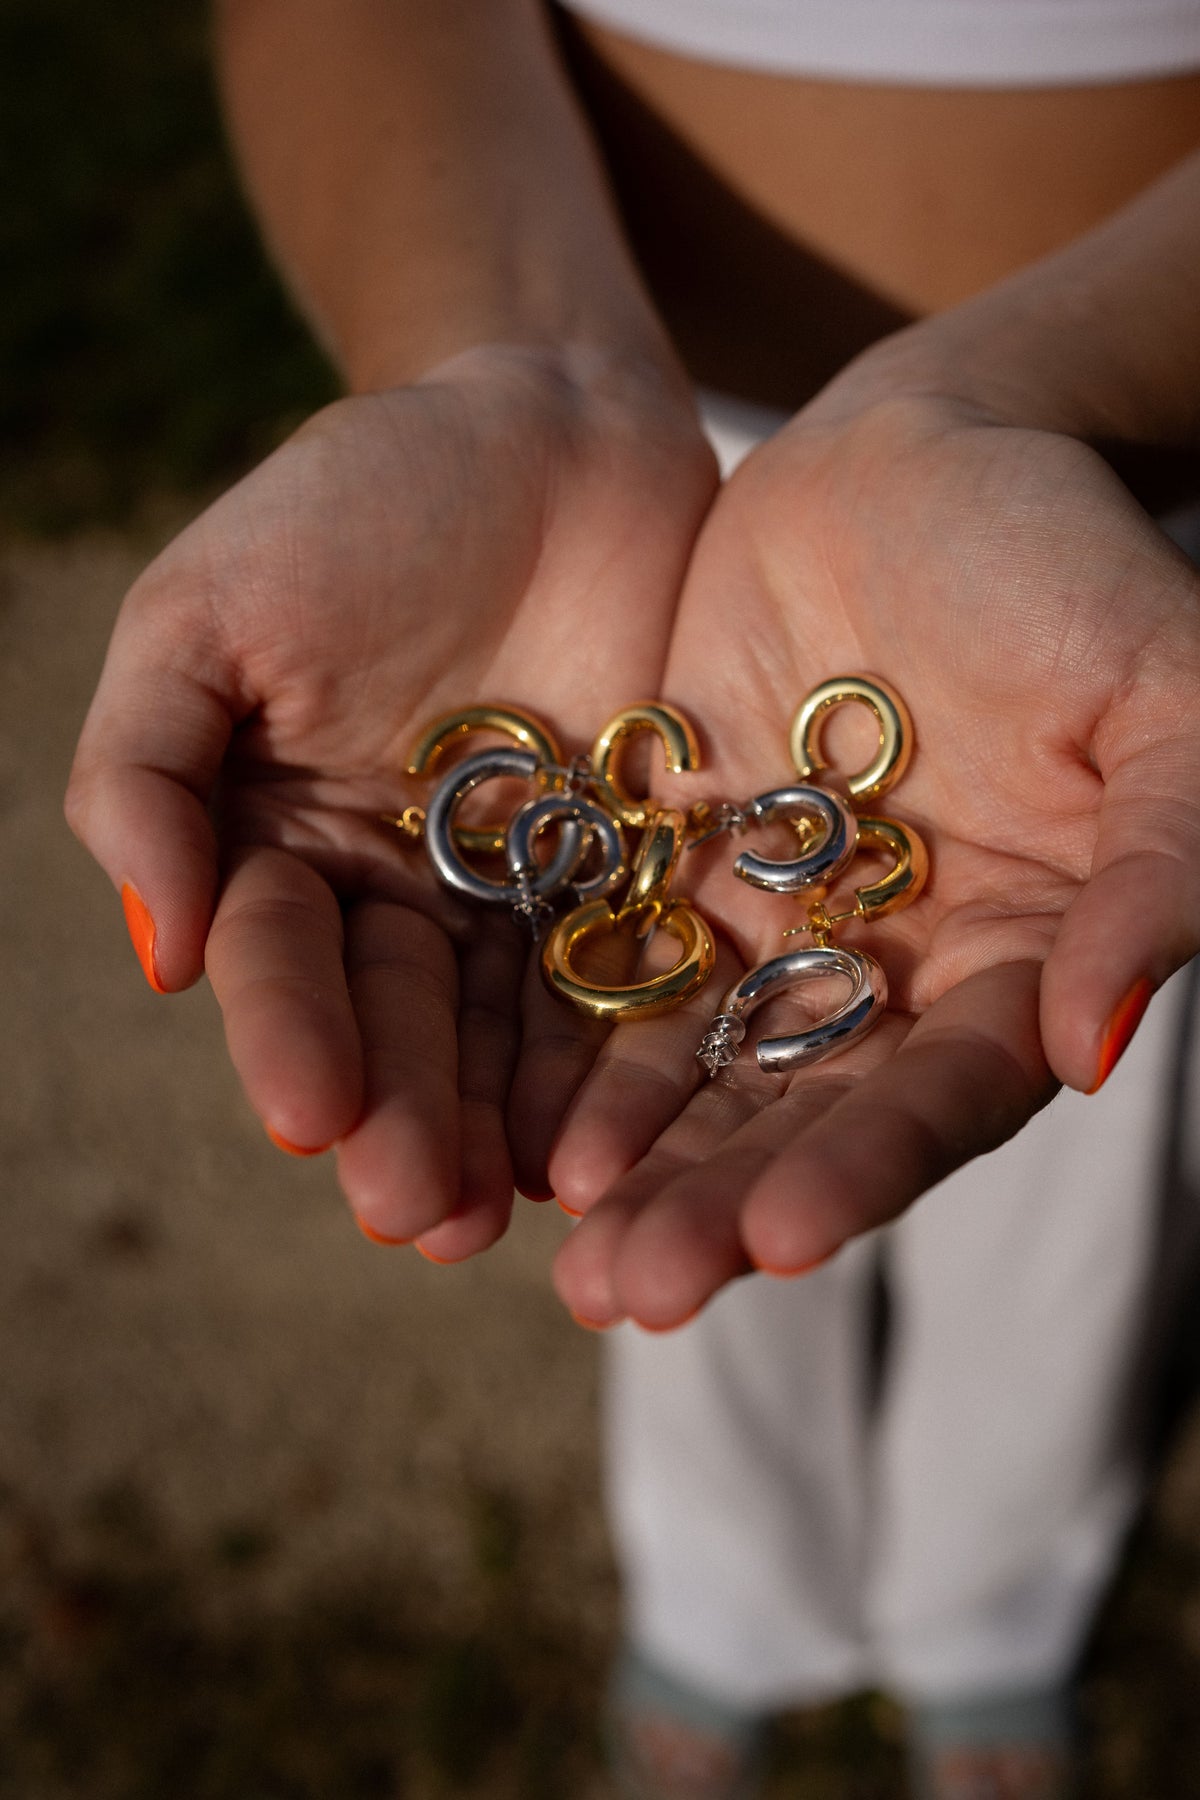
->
[67, 346, 715, 1257]
[66, 0, 1200, 1313]
[67, 0, 716, 1257]
[548, 383, 1200, 1327]
[572, 20, 1200, 316]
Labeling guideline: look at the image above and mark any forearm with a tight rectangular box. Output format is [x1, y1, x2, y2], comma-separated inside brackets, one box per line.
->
[836, 147, 1200, 455]
[216, 0, 680, 394]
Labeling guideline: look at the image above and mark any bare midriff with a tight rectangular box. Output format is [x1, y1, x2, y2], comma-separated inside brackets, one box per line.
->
[564, 17, 1200, 404]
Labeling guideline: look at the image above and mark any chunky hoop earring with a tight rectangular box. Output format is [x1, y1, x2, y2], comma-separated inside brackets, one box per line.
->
[697, 944, 886, 1077]
[504, 790, 627, 930]
[425, 746, 584, 906]
[801, 816, 929, 940]
[541, 808, 715, 1021]
[789, 675, 912, 803]
[589, 703, 700, 830]
[406, 704, 562, 857]
[731, 784, 857, 894]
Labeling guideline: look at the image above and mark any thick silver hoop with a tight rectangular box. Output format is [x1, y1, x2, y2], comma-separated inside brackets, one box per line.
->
[697, 945, 886, 1076]
[424, 747, 583, 905]
[732, 785, 857, 894]
[505, 792, 627, 906]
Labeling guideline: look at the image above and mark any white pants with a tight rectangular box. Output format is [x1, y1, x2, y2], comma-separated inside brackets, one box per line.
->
[601, 394, 1200, 1713]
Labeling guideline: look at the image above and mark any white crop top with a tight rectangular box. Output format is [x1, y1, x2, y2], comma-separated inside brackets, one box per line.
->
[557, 0, 1200, 86]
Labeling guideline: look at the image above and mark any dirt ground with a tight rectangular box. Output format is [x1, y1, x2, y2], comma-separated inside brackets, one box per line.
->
[5, 528, 1200, 1797]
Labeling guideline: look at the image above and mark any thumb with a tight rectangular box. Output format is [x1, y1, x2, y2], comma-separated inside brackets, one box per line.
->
[65, 574, 238, 992]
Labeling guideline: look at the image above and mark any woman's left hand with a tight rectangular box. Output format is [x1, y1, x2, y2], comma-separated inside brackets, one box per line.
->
[544, 379, 1200, 1330]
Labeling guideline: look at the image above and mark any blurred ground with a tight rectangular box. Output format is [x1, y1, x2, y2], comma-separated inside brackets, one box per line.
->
[1, 529, 619, 1799]
[7, 2, 1200, 1793]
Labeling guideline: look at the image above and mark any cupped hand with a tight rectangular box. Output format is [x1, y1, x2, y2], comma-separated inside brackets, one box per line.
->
[66, 345, 716, 1256]
[548, 385, 1200, 1329]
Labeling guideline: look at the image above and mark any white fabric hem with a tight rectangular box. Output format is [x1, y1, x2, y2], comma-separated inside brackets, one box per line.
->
[560, 0, 1200, 88]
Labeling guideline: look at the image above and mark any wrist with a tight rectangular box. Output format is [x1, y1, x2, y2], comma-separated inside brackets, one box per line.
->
[345, 301, 690, 411]
[806, 312, 1075, 439]
[811, 152, 1200, 455]
[794, 304, 1200, 521]
[403, 338, 713, 487]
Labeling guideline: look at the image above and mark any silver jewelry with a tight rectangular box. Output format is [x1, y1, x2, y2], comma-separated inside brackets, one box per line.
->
[697, 944, 886, 1077]
[731, 785, 857, 894]
[505, 791, 628, 931]
[424, 746, 584, 906]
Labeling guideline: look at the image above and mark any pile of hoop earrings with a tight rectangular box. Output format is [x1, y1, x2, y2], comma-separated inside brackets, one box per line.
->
[389, 676, 928, 1078]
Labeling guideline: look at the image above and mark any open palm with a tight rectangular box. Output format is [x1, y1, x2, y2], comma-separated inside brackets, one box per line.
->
[549, 391, 1200, 1328]
[67, 346, 716, 1258]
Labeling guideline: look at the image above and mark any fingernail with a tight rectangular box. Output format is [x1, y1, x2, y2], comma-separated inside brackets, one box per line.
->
[266, 1126, 333, 1158]
[556, 1197, 583, 1219]
[355, 1217, 411, 1247]
[415, 1242, 457, 1266]
[121, 883, 166, 993]
[638, 1304, 704, 1334]
[1088, 978, 1153, 1094]
[752, 1249, 834, 1279]
[570, 1310, 621, 1333]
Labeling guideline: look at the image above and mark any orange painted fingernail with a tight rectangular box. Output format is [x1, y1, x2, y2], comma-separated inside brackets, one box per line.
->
[415, 1242, 457, 1266]
[637, 1305, 704, 1334]
[355, 1217, 411, 1247]
[121, 883, 166, 993]
[753, 1249, 834, 1279]
[1088, 978, 1153, 1094]
[556, 1197, 583, 1219]
[266, 1126, 333, 1158]
[570, 1310, 620, 1332]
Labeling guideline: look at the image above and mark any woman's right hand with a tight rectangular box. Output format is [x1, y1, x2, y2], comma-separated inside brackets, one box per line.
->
[65, 343, 717, 1258]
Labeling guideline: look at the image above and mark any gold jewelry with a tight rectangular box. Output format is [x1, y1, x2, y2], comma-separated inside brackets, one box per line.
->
[700, 682, 928, 1077]
[589, 703, 700, 830]
[405, 704, 562, 856]
[542, 809, 715, 1020]
[789, 675, 912, 803]
[793, 817, 928, 945]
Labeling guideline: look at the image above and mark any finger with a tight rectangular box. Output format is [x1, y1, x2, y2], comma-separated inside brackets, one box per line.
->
[506, 922, 641, 1200]
[334, 899, 461, 1241]
[741, 959, 1054, 1273]
[64, 580, 236, 990]
[414, 1190, 515, 1264]
[547, 936, 745, 1215]
[552, 1066, 782, 1327]
[556, 961, 1052, 1330]
[1042, 737, 1200, 1092]
[205, 847, 364, 1151]
[413, 913, 523, 1263]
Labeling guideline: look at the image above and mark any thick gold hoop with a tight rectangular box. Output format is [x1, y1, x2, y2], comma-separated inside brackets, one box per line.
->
[789, 676, 912, 804]
[617, 808, 687, 936]
[542, 896, 715, 1022]
[405, 705, 562, 857]
[849, 817, 929, 920]
[542, 808, 713, 1019]
[590, 703, 700, 830]
[801, 815, 929, 942]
